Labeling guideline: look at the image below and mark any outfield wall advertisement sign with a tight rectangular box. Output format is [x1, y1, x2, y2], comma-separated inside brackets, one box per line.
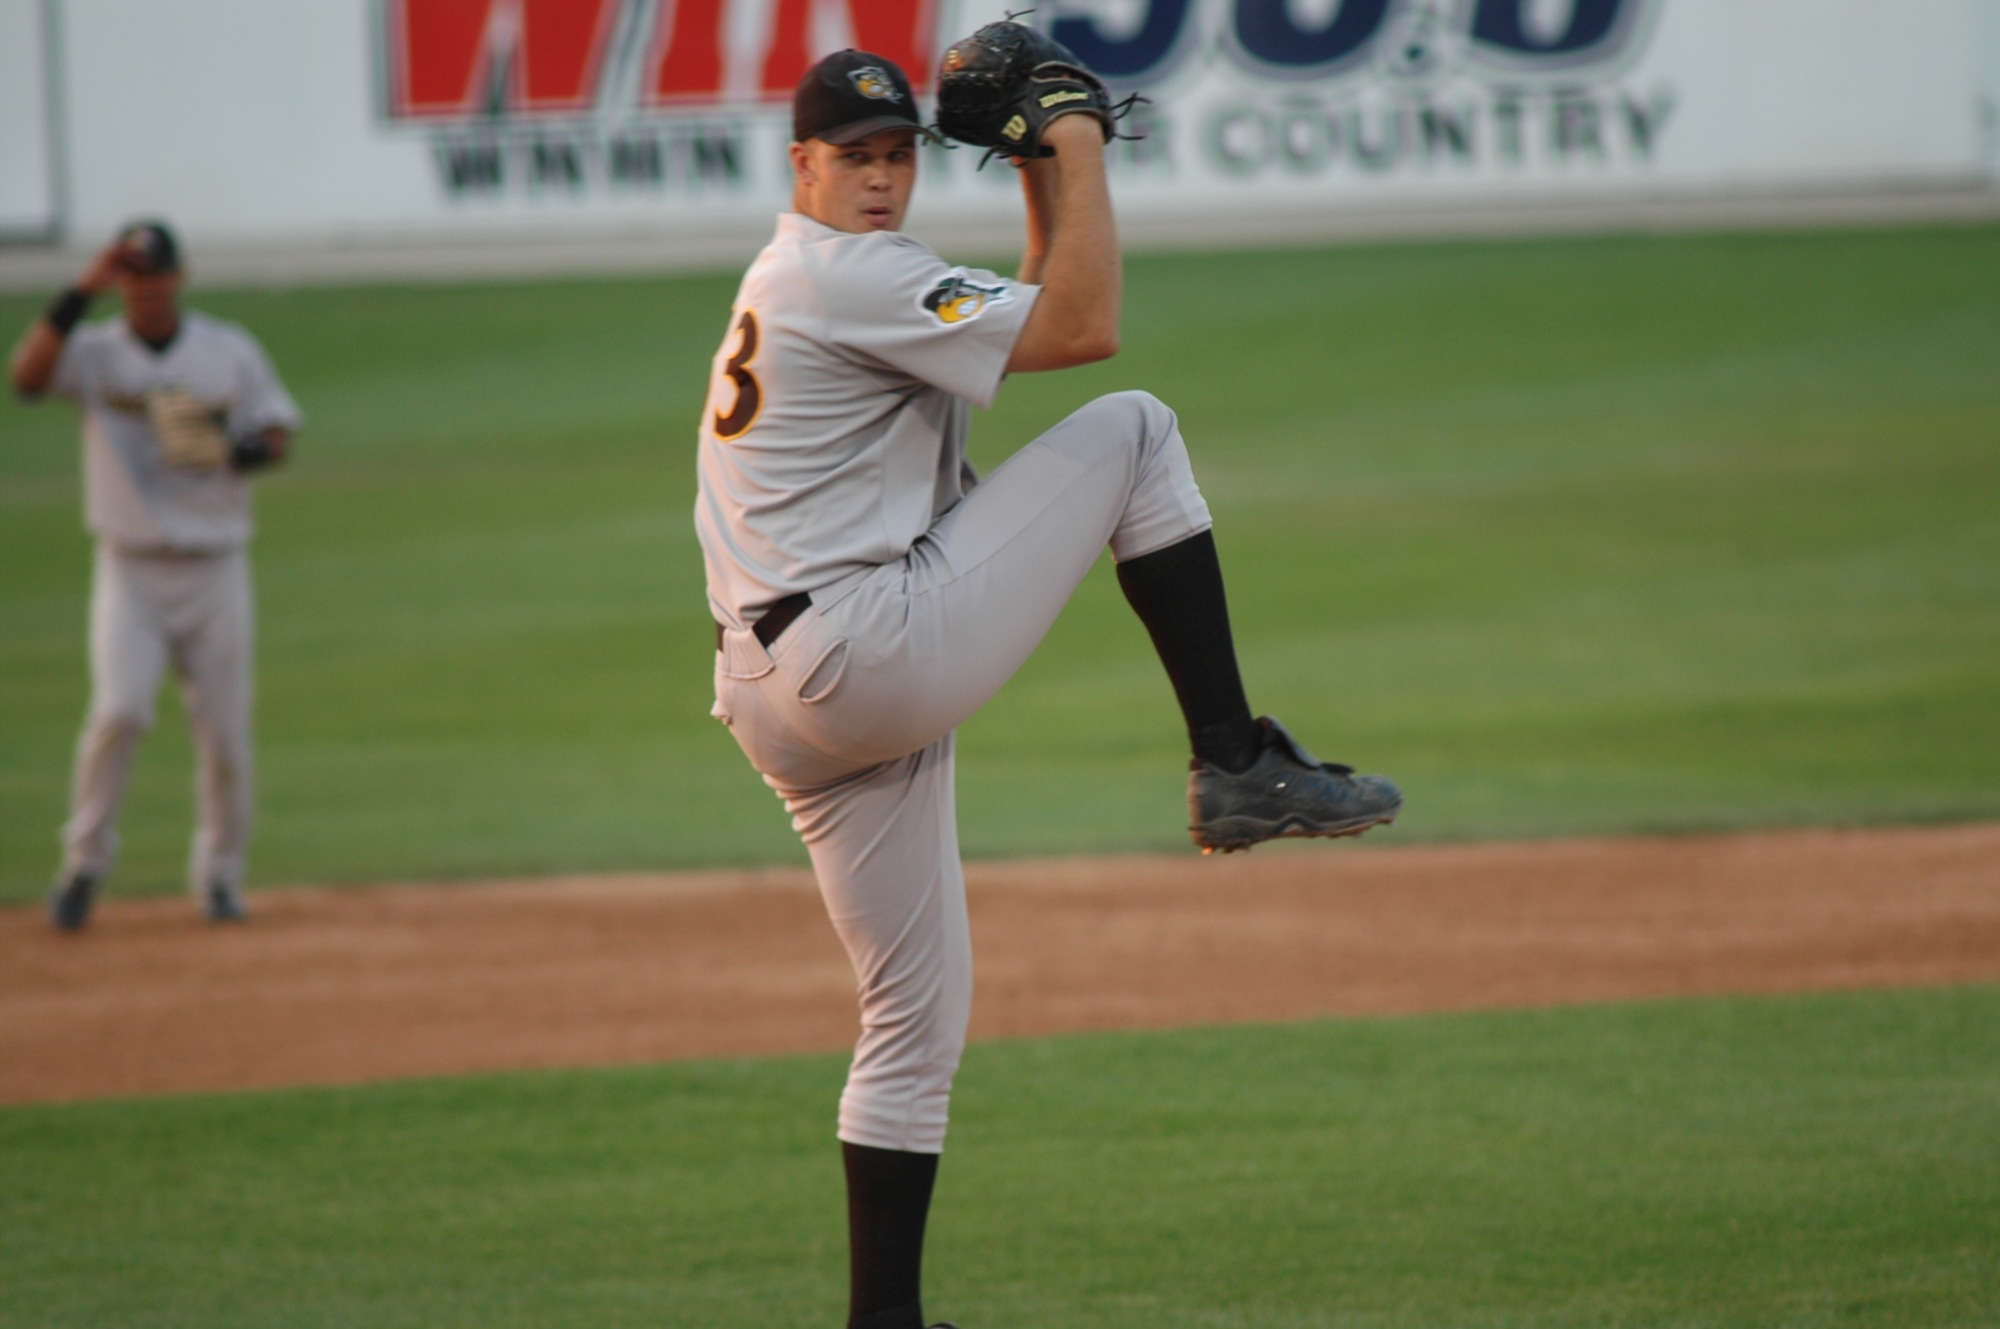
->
[380, 0, 1677, 207]
[32, 0, 2000, 247]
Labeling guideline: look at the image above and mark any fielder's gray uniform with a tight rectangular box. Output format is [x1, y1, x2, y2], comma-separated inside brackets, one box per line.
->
[699, 213, 1209, 1152]
[47, 311, 302, 898]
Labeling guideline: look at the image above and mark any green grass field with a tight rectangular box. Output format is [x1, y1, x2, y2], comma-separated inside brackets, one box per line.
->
[6, 227, 1998, 1323]
[3, 986, 1994, 1328]
[3, 224, 1998, 898]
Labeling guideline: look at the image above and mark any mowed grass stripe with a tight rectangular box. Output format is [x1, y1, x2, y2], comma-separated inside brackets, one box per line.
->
[1, 985, 1994, 1328]
[2, 226, 1997, 895]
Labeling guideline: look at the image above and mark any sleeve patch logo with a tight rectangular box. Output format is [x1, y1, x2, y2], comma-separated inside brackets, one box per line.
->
[920, 272, 1010, 326]
[848, 67, 902, 102]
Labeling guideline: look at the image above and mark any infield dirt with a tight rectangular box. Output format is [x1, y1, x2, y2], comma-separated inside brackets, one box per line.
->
[4, 823, 1997, 1107]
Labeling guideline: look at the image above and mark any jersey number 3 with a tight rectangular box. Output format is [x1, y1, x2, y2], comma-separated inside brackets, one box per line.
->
[713, 309, 762, 441]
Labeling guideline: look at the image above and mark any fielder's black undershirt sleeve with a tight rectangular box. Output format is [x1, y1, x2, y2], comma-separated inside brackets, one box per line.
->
[843, 1141, 939, 1329]
[45, 288, 92, 336]
[1116, 529, 1262, 774]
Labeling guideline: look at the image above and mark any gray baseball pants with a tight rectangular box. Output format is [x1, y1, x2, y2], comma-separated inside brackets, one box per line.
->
[61, 544, 255, 898]
[712, 391, 1211, 1153]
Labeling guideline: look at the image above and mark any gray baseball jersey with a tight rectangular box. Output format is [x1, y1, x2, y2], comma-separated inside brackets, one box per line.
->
[696, 212, 1038, 630]
[49, 310, 302, 552]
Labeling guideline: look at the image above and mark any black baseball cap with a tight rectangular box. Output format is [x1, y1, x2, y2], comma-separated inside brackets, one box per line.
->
[793, 50, 939, 145]
[114, 219, 181, 275]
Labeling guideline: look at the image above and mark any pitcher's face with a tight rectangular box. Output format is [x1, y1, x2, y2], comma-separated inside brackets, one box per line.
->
[791, 128, 919, 234]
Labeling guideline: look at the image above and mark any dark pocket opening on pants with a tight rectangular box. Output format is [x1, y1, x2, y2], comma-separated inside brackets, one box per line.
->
[797, 639, 850, 704]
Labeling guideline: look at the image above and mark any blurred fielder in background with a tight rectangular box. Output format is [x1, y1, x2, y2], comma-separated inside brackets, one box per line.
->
[8, 219, 302, 930]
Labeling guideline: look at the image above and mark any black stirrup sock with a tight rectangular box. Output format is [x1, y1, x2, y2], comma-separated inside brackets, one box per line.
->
[1116, 529, 1262, 773]
[843, 1141, 940, 1329]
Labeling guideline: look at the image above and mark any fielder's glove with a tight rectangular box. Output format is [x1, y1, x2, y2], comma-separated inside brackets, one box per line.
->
[934, 19, 1141, 164]
[147, 388, 231, 471]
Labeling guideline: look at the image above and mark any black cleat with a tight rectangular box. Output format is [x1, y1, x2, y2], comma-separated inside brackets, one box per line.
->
[47, 872, 100, 931]
[1189, 716, 1402, 854]
[203, 880, 248, 922]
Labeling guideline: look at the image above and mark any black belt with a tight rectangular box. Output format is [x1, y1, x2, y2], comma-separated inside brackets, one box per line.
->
[715, 591, 811, 651]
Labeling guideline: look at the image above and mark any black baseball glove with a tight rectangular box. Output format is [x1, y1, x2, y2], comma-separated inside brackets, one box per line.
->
[934, 19, 1138, 163]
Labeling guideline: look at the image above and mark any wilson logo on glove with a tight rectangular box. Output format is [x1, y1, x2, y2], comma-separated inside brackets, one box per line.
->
[1039, 89, 1090, 108]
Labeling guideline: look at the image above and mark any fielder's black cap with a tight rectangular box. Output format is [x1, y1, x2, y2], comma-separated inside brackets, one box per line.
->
[793, 50, 939, 145]
[114, 219, 181, 275]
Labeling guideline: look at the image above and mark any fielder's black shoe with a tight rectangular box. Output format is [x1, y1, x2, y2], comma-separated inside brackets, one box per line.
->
[1189, 716, 1402, 854]
[47, 871, 99, 931]
[203, 880, 247, 923]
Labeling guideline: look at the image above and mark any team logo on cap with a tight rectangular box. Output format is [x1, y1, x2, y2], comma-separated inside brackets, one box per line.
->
[848, 67, 902, 102]
[921, 271, 1010, 326]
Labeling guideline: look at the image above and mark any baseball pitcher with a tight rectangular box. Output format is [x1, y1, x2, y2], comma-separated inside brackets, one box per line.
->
[697, 32, 1402, 1329]
[9, 220, 301, 929]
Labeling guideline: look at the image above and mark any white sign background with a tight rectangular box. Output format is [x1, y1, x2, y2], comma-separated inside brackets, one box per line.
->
[15, 0, 2000, 250]
[0, 0, 59, 239]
